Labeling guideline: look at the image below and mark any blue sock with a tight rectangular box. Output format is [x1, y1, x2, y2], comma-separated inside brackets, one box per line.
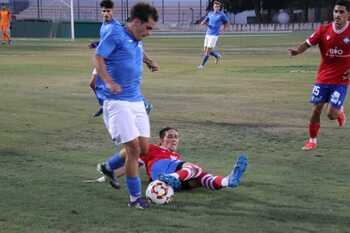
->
[126, 176, 142, 199]
[210, 51, 220, 58]
[106, 153, 125, 171]
[201, 55, 209, 66]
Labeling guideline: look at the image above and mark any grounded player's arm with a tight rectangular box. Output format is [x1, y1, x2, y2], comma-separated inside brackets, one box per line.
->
[94, 55, 121, 93]
[143, 52, 159, 72]
[288, 41, 310, 57]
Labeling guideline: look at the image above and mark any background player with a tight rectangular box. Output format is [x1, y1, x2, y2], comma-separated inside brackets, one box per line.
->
[89, 0, 158, 117]
[198, 1, 229, 69]
[94, 2, 158, 209]
[0, 5, 11, 45]
[98, 127, 248, 192]
[288, 0, 350, 151]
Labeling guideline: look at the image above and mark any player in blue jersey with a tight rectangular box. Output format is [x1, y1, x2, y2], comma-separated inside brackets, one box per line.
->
[89, 0, 157, 117]
[94, 2, 158, 209]
[198, 1, 229, 69]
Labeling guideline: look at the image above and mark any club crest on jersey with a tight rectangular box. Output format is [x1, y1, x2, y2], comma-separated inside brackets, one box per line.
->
[343, 37, 350, 44]
[326, 35, 331, 40]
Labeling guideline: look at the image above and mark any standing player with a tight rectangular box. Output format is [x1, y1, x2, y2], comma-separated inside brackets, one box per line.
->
[98, 127, 248, 192]
[0, 5, 11, 45]
[89, 0, 158, 117]
[94, 2, 158, 209]
[198, 1, 229, 69]
[289, 0, 350, 151]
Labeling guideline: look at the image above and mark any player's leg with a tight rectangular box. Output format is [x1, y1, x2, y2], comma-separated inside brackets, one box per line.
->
[89, 70, 103, 117]
[2, 25, 9, 43]
[97, 148, 126, 189]
[302, 84, 329, 150]
[194, 154, 248, 190]
[1, 26, 5, 44]
[208, 36, 221, 64]
[326, 85, 348, 127]
[166, 162, 203, 181]
[102, 100, 150, 208]
[153, 160, 183, 190]
[198, 35, 210, 69]
[126, 102, 151, 208]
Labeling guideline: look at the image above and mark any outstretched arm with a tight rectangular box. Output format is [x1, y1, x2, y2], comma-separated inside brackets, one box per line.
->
[143, 52, 159, 72]
[288, 41, 310, 57]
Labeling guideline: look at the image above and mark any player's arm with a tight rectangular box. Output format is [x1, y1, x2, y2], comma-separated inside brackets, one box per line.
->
[220, 22, 229, 34]
[89, 69, 97, 92]
[94, 30, 121, 93]
[143, 52, 159, 72]
[288, 41, 310, 57]
[200, 15, 209, 26]
[94, 55, 121, 93]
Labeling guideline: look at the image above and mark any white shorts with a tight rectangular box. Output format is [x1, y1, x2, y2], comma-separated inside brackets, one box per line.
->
[92, 68, 97, 75]
[103, 100, 150, 145]
[204, 35, 218, 48]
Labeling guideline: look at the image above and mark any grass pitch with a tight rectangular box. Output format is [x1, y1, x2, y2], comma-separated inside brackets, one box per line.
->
[0, 33, 349, 233]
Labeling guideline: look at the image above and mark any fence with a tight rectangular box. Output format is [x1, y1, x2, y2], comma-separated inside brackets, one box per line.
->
[7, 0, 210, 25]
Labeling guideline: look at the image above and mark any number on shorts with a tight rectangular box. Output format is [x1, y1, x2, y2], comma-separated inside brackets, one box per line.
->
[331, 91, 341, 104]
[312, 86, 320, 96]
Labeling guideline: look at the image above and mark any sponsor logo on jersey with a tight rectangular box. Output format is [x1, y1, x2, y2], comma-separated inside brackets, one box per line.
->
[343, 37, 350, 44]
[326, 35, 331, 40]
[328, 47, 344, 56]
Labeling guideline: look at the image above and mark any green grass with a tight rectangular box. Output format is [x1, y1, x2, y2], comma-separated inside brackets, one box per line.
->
[0, 33, 349, 233]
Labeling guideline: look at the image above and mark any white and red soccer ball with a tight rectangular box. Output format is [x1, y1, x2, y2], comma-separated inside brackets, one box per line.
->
[145, 180, 174, 205]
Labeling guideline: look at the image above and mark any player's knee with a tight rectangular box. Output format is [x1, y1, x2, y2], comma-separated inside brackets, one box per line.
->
[125, 141, 141, 158]
[327, 112, 338, 120]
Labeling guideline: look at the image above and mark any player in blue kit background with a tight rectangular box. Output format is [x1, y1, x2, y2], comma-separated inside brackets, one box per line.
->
[94, 2, 158, 209]
[198, 0, 229, 69]
[89, 0, 157, 117]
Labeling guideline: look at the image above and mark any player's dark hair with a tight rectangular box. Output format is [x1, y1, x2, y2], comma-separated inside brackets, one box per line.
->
[130, 2, 159, 23]
[159, 127, 178, 139]
[213, 0, 222, 6]
[335, 0, 350, 11]
[100, 0, 114, 9]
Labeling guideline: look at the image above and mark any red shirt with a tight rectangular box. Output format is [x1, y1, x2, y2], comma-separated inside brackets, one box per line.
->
[140, 144, 182, 178]
[306, 22, 350, 85]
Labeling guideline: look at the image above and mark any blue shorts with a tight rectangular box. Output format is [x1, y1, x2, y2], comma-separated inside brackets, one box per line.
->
[150, 159, 184, 181]
[310, 84, 348, 109]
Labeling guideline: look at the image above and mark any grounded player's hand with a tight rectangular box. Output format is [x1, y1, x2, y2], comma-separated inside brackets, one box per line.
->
[343, 69, 350, 80]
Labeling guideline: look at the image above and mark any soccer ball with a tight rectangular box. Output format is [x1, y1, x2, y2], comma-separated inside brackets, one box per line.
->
[145, 180, 174, 204]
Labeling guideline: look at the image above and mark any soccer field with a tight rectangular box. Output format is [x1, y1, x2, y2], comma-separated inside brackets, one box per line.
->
[0, 33, 349, 233]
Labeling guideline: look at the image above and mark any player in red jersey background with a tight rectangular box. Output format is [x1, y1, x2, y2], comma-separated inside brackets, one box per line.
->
[289, 0, 350, 151]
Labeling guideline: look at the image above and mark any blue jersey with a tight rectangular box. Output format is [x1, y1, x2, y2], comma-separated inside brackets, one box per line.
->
[204, 11, 228, 36]
[96, 23, 144, 101]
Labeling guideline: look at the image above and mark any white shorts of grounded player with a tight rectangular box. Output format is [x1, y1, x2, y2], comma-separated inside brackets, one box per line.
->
[92, 68, 97, 75]
[103, 100, 150, 145]
[204, 35, 219, 48]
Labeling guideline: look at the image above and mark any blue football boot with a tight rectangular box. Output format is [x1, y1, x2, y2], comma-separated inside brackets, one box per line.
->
[128, 197, 150, 209]
[159, 173, 181, 191]
[228, 154, 248, 188]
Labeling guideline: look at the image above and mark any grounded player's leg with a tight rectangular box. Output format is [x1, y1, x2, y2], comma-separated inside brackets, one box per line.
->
[303, 103, 325, 150]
